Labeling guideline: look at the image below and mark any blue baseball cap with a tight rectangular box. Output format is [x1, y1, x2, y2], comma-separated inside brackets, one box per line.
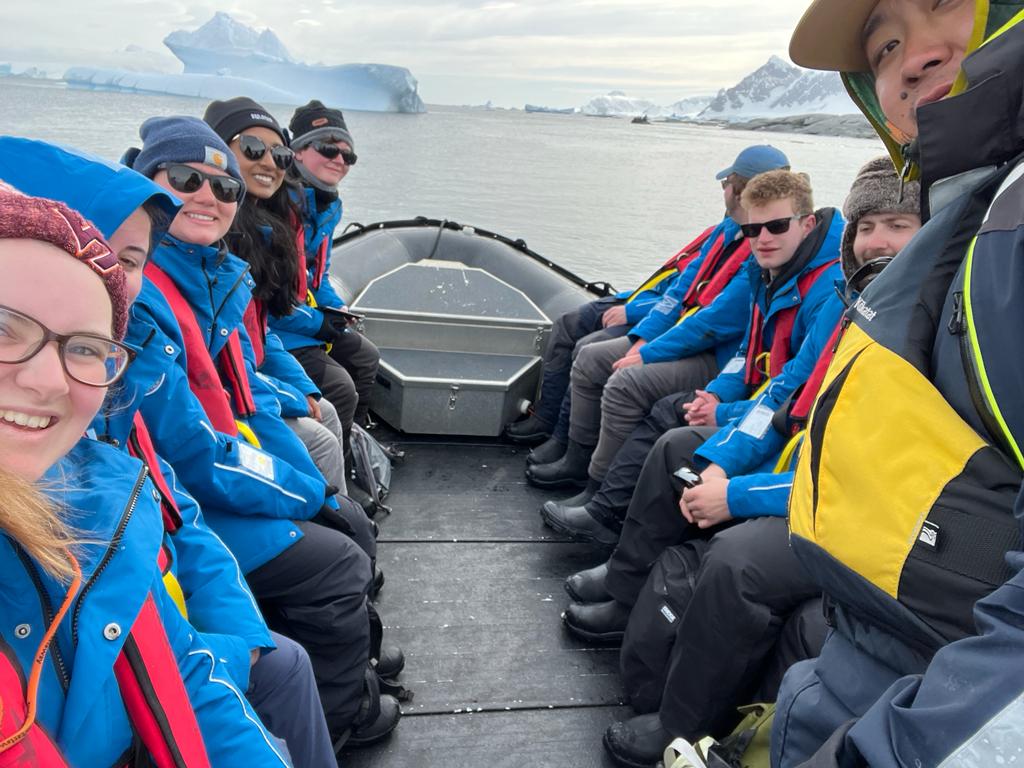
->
[716, 145, 790, 180]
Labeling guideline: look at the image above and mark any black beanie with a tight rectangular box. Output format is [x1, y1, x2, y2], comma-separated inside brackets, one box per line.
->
[203, 97, 286, 145]
[289, 100, 355, 150]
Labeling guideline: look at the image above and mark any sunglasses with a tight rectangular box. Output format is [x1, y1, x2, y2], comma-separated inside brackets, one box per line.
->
[311, 141, 357, 166]
[237, 134, 294, 170]
[0, 305, 134, 387]
[740, 215, 807, 239]
[159, 163, 244, 204]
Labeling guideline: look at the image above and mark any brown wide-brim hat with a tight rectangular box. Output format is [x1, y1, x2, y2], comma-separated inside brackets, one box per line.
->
[789, 0, 880, 72]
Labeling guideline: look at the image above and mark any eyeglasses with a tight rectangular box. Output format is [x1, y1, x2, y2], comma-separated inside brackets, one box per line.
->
[159, 163, 244, 204]
[740, 215, 807, 239]
[237, 135, 294, 170]
[311, 141, 357, 166]
[0, 305, 134, 387]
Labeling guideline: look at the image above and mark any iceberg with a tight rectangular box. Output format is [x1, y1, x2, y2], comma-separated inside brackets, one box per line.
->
[63, 67, 299, 103]
[63, 12, 425, 114]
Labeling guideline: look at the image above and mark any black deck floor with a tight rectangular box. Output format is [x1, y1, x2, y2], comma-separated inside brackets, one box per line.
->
[339, 434, 627, 767]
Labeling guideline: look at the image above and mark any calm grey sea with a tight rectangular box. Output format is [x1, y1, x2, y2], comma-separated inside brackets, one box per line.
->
[1, 79, 884, 290]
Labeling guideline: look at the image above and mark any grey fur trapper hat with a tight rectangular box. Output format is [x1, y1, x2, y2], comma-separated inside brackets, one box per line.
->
[841, 156, 921, 280]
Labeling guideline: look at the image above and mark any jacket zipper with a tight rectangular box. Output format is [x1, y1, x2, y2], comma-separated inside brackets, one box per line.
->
[14, 547, 71, 693]
[71, 465, 148, 647]
[951, 288, 1015, 461]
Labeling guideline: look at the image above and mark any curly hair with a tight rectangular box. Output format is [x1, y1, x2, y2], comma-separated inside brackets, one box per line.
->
[225, 178, 302, 318]
[740, 170, 814, 216]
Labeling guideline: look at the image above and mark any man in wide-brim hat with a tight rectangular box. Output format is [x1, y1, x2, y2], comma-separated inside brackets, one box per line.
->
[772, 0, 1024, 766]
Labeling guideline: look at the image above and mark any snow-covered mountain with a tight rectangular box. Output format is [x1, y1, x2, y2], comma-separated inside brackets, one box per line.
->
[664, 95, 714, 118]
[697, 56, 856, 120]
[568, 56, 856, 122]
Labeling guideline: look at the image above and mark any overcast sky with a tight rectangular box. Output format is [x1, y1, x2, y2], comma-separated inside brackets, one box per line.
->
[1, 1, 816, 107]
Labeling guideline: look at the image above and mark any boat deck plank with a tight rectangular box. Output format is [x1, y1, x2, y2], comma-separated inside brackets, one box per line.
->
[341, 431, 623, 767]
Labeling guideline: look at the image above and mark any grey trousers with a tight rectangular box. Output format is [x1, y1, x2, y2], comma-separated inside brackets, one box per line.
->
[286, 401, 377, 561]
[287, 398, 347, 495]
[569, 338, 719, 480]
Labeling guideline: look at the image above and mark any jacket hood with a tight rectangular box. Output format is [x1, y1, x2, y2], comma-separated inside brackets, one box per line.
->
[843, 1, 1024, 181]
[0, 137, 180, 240]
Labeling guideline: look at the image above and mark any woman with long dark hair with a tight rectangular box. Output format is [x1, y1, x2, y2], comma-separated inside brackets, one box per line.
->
[203, 98, 357, 501]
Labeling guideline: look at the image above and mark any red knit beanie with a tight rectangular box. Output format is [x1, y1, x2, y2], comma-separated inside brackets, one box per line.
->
[0, 187, 128, 340]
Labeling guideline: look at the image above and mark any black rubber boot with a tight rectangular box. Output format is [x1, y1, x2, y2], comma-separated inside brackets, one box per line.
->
[564, 561, 611, 603]
[526, 435, 566, 465]
[541, 500, 619, 545]
[345, 694, 402, 747]
[563, 599, 630, 644]
[558, 477, 601, 506]
[525, 440, 594, 489]
[370, 565, 385, 599]
[374, 644, 405, 679]
[603, 713, 673, 768]
[504, 412, 553, 445]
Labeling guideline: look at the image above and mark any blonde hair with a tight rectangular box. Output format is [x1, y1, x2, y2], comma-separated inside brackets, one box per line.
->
[0, 467, 77, 581]
[741, 170, 814, 216]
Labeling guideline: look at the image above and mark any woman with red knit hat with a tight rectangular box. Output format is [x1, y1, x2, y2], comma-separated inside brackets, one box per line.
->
[0, 188, 289, 766]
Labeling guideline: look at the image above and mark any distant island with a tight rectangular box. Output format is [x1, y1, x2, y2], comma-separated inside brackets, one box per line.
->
[522, 57, 874, 139]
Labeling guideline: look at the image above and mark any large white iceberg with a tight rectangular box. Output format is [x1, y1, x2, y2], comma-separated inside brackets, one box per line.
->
[64, 12, 425, 114]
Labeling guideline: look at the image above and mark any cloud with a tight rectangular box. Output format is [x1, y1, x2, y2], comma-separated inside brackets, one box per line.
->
[0, 0, 816, 106]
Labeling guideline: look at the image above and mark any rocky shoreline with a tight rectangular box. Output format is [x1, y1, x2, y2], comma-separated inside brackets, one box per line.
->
[672, 113, 877, 140]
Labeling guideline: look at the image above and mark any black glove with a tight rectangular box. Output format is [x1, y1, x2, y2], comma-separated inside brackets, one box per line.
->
[314, 313, 343, 344]
[312, 503, 355, 537]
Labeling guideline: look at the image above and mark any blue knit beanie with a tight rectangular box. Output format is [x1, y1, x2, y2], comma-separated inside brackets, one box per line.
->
[128, 116, 243, 184]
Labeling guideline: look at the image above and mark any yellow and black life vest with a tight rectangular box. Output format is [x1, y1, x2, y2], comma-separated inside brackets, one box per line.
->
[789, 159, 1024, 653]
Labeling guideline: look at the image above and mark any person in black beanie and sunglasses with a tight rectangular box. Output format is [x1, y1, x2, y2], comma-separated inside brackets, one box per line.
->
[266, 100, 381, 446]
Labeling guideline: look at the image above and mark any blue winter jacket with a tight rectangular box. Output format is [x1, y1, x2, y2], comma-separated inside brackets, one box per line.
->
[629, 217, 749, 367]
[139, 236, 337, 571]
[0, 440, 290, 767]
[612, 220, 733, 325]
[269, 187, 345, 350]
[705, 208, 844, 424]
[95, 314, 283, 683]
[696, 289, 845, 477]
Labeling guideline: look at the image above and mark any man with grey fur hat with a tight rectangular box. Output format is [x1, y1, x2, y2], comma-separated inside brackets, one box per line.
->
[597, 157, 921, 768]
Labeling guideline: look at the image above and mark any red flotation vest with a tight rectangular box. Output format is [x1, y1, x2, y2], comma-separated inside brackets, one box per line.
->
[294, 216, 330, 301]
[680, 234, 751, 310]
[744, 259, 840, 388]
[625, 225, 716, 302]
[0, 641, 68, 766]
[145, 264, 256, 434]
[0, 560, 211, 767]
[788, 319, 846, 428]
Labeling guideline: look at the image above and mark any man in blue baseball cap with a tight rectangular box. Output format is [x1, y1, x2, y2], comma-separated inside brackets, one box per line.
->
[529, 145, 791, 510]
[715, 144, 791, 182]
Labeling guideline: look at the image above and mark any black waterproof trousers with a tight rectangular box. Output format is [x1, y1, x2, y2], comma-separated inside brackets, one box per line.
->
[587, 391, 693, 529]
[625, 518, 824, 740]
[246, 520, 372, 739]
[327, 329, 380, 425]
[605, 425, 718, 608]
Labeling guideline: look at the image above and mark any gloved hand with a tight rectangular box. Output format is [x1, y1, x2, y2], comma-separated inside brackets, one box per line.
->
[313, 503, 356, 537]
[314, 313, 343, 344]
